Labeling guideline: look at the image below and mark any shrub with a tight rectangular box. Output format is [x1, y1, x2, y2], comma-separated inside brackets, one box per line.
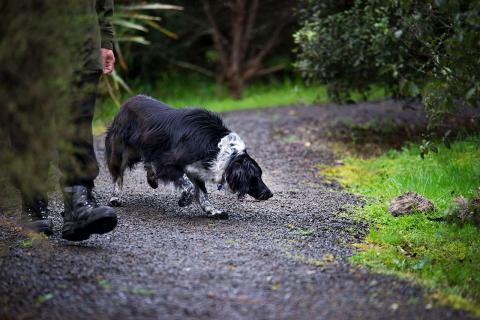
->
[294, 0, 480, 121]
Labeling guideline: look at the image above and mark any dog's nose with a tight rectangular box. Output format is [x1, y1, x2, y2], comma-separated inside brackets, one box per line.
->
[262, 190, 273, 200]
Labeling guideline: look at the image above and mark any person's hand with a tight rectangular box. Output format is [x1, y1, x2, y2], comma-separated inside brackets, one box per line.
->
[101, 48, 115, 75]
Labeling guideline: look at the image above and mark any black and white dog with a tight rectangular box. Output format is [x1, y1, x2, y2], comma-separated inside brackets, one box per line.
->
[105, 95, 273, 219]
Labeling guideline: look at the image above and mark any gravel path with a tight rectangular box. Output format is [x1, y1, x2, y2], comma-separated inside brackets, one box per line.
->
[0, 100, 475, 319]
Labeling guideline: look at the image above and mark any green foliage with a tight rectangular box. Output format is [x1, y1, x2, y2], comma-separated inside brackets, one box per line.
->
[0, 1, 83, 199]
[321, 137, 480, 313]
[104, 2, 182, 105]
[94, 75, 385, 132]
[295, 1, 480, 122]
[294, 0, 383, 101]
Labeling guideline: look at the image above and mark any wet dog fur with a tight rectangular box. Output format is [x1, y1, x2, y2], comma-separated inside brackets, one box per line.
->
[104, 95, 273, 219]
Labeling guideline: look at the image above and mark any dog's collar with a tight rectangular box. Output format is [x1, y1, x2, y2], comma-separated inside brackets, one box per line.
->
[217, 184, 223, 191]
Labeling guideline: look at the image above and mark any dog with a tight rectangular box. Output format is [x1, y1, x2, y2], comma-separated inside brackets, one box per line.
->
[104, 95, 273, 219]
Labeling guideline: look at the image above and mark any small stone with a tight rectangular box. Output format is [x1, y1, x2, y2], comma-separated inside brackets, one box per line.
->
[390, 302, 399, 311]
[389, 192, 435, 217]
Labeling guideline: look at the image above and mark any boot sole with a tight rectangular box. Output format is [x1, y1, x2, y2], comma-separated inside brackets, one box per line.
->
[62, 213, 117, 242]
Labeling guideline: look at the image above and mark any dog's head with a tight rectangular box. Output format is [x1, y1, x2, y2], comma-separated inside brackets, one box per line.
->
[224, 153, 273, 201]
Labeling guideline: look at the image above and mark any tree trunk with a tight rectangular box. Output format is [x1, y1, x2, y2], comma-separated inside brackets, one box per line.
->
[202, 0, 288, 99]
[226, 70, 244, 99]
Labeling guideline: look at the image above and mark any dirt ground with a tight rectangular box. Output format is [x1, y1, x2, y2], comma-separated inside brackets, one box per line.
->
[0, 100, 477, 319]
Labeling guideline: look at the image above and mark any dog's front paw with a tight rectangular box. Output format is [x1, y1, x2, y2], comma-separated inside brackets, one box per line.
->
[147, 177, 158, 189]
[178, 191, 194, 207]
[209, 211, 229, 220]
[109, 197, 122, 207]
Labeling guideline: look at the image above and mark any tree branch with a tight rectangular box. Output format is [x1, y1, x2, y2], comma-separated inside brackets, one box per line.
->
[255, 64, 286, 77]
[240, 0, 259, 63]
[243, 22, 286, 81]
[231, 0, 247, 74]
[201, 0, 229, 70]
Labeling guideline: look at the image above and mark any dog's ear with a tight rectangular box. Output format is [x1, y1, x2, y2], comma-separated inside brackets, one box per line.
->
[225, 157, 249, 199]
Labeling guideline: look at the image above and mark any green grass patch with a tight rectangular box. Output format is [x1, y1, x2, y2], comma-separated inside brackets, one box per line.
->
[321, 137, 480, 315]
[94, 75, 385, 134]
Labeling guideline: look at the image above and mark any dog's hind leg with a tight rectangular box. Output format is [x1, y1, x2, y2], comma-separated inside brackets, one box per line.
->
[176, 174, 194, 207]
[187, 176, 228, 219]
[109, 149, 131, 207]
[144, 162, 158, 189]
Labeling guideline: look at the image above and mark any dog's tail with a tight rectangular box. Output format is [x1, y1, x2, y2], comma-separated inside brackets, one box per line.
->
[104, 126, 119, 182]
[104, 102, 139, 184]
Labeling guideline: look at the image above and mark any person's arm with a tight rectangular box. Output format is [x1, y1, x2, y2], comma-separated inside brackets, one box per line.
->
[97, 0, 115, 74]
[97, 0, 114, 50]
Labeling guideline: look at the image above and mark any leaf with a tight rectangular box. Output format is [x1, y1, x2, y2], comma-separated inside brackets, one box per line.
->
[97, 279, 112, 290]
[322, 253, 335, 263]
[272, 282, 282, 290]
[131, 287, 156, 296]
[295, 228, 315, 236]
[144, 20, 178, 39]
[114, 13, 162, 22]
[419, 145, 428, 159]
[111, 70, 133, 94]
[103, 76, 121, 107]
[36, 293, 53, 304]
[112, 19, 148, 32]
[442, 130, 452, 149]
[114, 42, 128, 70]
[20, 239, 33, 247]
[115, 36, 151, 45]
[443, 138, 451, 149]
[409, 83, 419, 96]
[412, 256, 430, 270]
[465, 87, 476, 101]
[117, 4, 183, 11]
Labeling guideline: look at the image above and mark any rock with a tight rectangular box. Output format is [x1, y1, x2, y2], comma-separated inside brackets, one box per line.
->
[389, 192, 435, 216]
[444, 194, 480, 226]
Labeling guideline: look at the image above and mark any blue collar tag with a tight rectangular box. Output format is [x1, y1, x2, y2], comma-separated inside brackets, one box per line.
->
[217, 184, 223, 191]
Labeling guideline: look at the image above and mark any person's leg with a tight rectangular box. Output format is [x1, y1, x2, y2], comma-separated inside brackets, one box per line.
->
[57, 71, 117, 241]
[58, 71, 101, 188]
[6, 110, 54, 235]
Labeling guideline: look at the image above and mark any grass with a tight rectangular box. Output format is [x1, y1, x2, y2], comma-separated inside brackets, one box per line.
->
[94, 75, 385, 134]
[320, 137, 480, 315]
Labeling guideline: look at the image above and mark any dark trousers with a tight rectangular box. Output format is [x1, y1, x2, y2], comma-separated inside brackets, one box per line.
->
[7, 71, 101, 205]
[58, 71, 101, 189]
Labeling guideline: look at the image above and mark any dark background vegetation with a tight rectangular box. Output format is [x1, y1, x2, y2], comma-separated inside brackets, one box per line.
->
[110, 0, 299, 100]
[0, 1, 82, 198]
[295, 0, 480, 123]
[110, 0, 479, 123]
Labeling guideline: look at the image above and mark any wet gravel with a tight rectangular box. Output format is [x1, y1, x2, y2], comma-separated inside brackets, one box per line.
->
[0, 100, 476, 319]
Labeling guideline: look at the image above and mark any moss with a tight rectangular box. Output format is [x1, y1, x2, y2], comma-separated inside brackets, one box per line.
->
[321, 137, 480, 315]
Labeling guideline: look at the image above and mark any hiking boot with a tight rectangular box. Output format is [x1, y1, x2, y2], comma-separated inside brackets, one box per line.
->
[62, 185, 117, 241]
[21, 198, 54, 236]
